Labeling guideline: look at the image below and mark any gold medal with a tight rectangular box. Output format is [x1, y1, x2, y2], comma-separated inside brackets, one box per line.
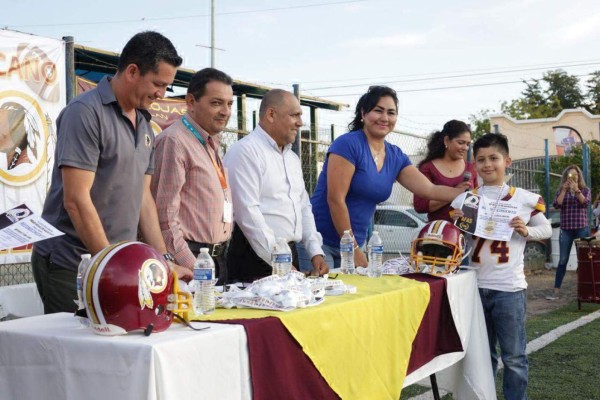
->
[484, 219, 495, 234]
[482, 184, 504, 236]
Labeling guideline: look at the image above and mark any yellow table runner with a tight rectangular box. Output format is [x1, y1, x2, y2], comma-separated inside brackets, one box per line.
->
[194, 274, 430, 400]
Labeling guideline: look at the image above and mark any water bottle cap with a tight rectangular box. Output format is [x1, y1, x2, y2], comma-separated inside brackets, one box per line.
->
[372, 231, 378, 235]
[81, 253, 91, 260]
[200, 248, 209, 253]
[343, 229, 350, 234]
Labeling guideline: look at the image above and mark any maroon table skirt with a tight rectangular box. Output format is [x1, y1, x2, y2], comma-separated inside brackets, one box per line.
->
[219, 274, 463, 400]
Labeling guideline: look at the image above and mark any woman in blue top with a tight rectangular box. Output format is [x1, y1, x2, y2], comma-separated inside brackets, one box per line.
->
[300, 86, 464, 270]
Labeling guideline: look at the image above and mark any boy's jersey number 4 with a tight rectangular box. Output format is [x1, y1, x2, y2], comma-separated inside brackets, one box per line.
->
[471, 237, 510, 264]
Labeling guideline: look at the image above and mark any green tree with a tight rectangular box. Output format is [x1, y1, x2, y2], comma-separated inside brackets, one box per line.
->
[468, 109, 491, 140]
[585, 71, 600, 114]
[544, 70, 585, 110]
[500, 70, 584, 120]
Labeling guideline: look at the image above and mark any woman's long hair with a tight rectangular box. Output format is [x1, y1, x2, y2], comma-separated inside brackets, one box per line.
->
[348, 86, 398, 132]
[560, 164, 586, 191]
[418, 120, 471, 168]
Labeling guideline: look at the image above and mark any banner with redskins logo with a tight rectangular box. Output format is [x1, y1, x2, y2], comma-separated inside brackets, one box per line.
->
[0, 30, 65, 263]
[77, 76, 187, 134]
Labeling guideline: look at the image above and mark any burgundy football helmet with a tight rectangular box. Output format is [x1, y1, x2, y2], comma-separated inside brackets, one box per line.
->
[410, 220, 466, 276]
[82, 241, 191, 335]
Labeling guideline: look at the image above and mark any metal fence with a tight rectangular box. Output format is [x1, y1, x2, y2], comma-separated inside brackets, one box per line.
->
[507, 158, 550, 195]
[0, 264, 33, 287]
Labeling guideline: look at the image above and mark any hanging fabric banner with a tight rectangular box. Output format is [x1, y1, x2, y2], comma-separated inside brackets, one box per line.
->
[0, 29, 65, 263]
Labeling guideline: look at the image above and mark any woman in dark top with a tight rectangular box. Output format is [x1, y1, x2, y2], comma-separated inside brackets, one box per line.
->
[413, 120, 477, 222]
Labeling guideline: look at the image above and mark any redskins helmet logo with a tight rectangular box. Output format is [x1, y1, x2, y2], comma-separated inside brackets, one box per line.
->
[0, 92, 48, 186]
[138, 259, 169, 309]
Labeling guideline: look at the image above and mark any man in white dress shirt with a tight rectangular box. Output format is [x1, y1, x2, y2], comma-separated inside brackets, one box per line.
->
[223, 89, 329, 282]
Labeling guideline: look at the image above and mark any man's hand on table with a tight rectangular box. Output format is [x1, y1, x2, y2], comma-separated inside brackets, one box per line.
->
[309, 255, 330, 276]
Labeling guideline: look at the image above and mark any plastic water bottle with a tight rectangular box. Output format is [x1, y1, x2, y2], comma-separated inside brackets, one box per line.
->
[340, 230, 355, 274]
[76, 253, 91, 310]
[272, 237, 293, 276]
[193, 248, 216, 315]
[367, 231, 384, 278]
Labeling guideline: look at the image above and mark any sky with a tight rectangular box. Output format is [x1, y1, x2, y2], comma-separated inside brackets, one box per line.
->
[3, 0, 600, 136]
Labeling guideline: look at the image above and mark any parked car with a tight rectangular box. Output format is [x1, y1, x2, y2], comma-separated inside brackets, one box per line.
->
[523, 207, 560, 266]
[373, 205, 427, 254]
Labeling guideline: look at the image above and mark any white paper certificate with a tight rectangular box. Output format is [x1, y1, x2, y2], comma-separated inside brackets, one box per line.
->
[0, 204, 64, 250]
[475, 196, 518, 241]
[455, 194, 518, 241]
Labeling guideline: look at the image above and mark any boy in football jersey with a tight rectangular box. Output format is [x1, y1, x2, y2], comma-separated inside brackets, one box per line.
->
[450, 133, 551, 400]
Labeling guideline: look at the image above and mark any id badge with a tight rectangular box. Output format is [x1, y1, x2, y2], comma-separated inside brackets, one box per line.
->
[223, 200, 233, 223]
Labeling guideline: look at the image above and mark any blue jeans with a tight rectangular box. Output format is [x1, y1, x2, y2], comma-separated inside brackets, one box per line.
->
[297, 242, 342, 272]
[555, 227, 590, 289]
[479, 288, 528, 400]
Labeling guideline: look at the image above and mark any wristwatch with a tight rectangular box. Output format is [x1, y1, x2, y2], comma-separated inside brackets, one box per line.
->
[162, 252, 175, 263]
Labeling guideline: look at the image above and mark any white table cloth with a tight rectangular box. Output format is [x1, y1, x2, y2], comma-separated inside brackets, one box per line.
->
[404, 270, 497, 400]
[0, 315, 251, 400]
[0, 270, 495, 400]
[0, 283, 43, 319]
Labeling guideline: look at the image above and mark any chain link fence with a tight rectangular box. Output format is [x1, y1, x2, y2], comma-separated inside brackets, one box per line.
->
[0, 264, 33, 287]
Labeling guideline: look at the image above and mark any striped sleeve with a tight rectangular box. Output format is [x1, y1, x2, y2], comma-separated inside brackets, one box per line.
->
[531, 195, 546, 216]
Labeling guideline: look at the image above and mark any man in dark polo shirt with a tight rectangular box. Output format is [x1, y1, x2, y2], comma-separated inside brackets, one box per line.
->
[32, 31, 192, 314]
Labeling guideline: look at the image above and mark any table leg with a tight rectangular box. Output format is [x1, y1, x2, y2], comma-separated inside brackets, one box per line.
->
[430, 373, 441, 400]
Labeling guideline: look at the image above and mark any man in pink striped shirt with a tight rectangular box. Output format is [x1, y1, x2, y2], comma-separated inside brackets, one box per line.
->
[151, 68, 234, 284]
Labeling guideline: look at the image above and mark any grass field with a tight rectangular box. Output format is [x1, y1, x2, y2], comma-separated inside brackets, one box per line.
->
[402, 301, 600, 400]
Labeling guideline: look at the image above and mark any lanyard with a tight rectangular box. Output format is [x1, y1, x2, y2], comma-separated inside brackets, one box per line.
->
[181, 115, 228, 191]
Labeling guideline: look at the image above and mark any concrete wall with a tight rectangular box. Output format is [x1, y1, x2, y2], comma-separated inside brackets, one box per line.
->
[489, 108, 600, 160]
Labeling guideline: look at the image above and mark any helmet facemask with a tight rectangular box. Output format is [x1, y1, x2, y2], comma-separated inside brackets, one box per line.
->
[410, 220, 465, 276]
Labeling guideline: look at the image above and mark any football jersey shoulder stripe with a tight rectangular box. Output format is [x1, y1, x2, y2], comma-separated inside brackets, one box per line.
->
[502, 186, 516, 201]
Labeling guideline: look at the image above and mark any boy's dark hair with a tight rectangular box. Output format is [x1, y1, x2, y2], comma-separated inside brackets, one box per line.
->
[473, 133, 509, 156]
[117, 31, 182, 75]
[187, 68, 233, 100]
[348, 85, 398, 132]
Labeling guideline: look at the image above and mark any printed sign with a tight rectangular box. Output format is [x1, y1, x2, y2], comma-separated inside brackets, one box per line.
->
[0, 30, 65, 263]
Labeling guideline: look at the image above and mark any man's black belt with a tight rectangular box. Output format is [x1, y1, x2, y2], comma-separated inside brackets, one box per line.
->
[186, 240, 226, 257]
